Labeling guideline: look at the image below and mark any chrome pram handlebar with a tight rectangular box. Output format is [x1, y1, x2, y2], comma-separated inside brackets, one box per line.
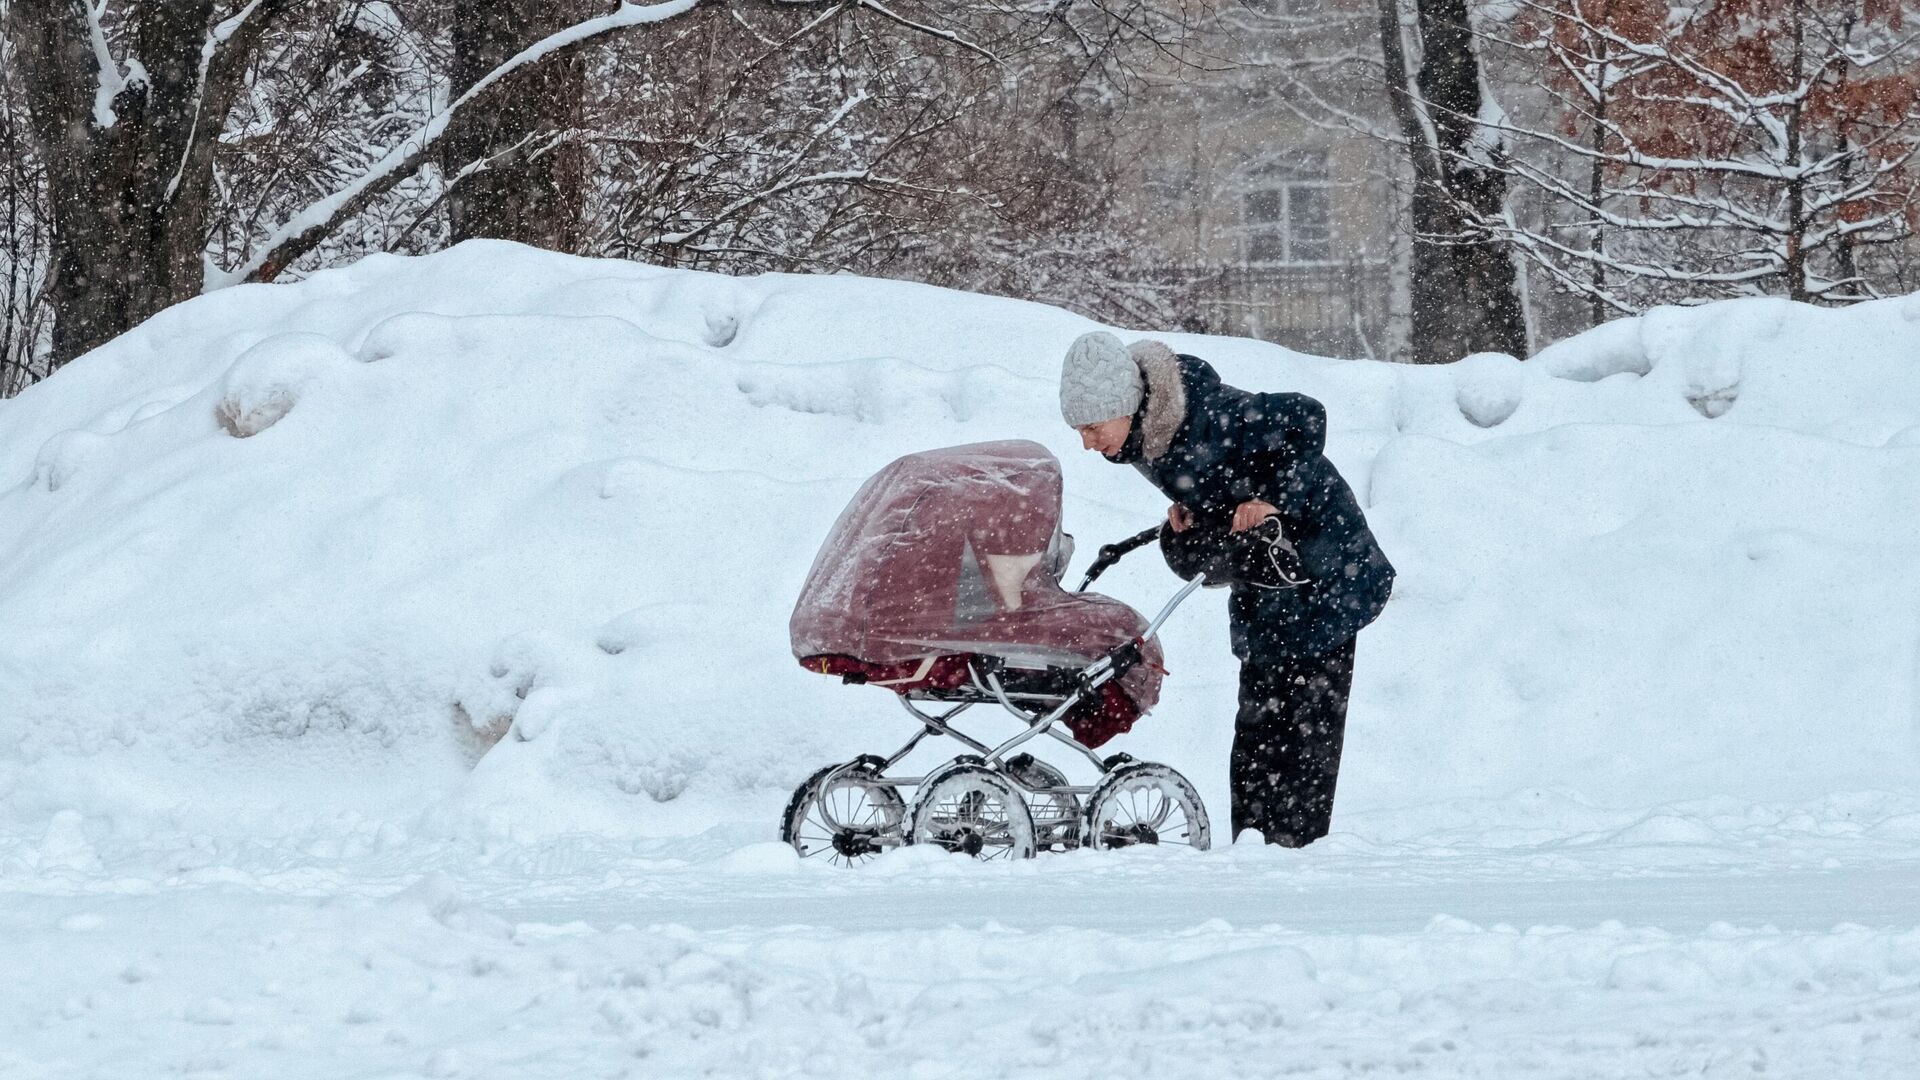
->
[1077, 573, 1206, 687]
[939, 532, 1209, 769]
[1141, 573, 1208, 640]
[1069, 523, 1210, 682]
[1074, 515, 1211, 692]
[1074, 524, 1164, 593]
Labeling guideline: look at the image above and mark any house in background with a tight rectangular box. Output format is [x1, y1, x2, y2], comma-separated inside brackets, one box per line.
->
[1119, 0, 1406, 360]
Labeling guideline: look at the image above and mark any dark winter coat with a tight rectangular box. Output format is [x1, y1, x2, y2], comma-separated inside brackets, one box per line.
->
[1122, 354, 1394, 662]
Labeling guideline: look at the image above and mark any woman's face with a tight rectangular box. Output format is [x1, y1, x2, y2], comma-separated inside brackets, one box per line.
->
[1076, 416, 1133, 456]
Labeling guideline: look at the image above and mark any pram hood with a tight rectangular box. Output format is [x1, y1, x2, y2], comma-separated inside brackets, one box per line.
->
[790, 441, 1160, 680]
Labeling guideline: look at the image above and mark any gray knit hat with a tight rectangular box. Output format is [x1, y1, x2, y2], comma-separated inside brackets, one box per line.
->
[1059, 331, 1143, 426]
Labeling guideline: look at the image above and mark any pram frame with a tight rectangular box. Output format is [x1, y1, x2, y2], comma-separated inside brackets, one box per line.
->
[785, 545, 1213, 863]
[873, 570, 1208, 778]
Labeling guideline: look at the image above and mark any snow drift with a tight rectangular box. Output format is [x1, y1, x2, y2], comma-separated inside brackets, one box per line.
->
[2, 241, 1918, 841]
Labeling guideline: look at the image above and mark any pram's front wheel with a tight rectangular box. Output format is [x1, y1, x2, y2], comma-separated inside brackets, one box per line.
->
[908, 764, 1038, 861]
[781, 758, 906, 867]
[1085, 762, 1212, 852]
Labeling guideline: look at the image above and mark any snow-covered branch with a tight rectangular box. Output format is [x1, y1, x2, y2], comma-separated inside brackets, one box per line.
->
[164, 0, 270, 202]
[85, 0, 134, 128]
[220, 0, 701, 286]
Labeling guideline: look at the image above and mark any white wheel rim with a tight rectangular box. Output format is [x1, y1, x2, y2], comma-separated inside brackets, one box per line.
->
[792, 773, 902, 867]
[1091, 773, 1202, 849]
[914, 772, 1034, 860]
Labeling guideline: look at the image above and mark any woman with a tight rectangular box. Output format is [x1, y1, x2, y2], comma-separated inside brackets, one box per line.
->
[1059, 331, 1394, 846]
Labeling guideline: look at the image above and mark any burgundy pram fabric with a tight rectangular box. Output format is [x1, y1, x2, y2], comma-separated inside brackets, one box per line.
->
[791, 441, 1162, 747]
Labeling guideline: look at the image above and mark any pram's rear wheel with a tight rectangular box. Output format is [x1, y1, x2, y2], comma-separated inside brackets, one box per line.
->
[1005, 753, 1080, 851]
[782, 759, 906, 867]
[908, 764, 1037, 861]
[1085, 762, 1211, 852]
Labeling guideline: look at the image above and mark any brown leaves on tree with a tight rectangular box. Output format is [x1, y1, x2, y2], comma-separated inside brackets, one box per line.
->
[1517, 0, 1920, 303]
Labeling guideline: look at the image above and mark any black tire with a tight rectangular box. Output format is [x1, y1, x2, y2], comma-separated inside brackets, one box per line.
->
[908, 764, 1038, 860]
[781, 760, 906, 867]
[1084, 762, 1211, 851]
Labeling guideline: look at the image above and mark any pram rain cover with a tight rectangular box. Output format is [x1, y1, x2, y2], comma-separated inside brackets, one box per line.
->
[790, 441, 1163, 735]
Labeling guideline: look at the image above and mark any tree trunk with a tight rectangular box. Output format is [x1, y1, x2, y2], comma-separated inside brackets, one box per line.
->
[6, 0, 279, 364]
[1589, 24, 1611, 329]
[1783, 0, 1809, 302]
[1377, 0, 1530, 362]
[1412, 0, 1529, 359]
[444, 0, 594, 250]
[1378, 0, 1459, 363]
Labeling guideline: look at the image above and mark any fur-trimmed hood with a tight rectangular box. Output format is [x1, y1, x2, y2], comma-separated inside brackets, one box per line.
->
[1121, 354, 1387, 663]
[1127, 339, 1187, 461]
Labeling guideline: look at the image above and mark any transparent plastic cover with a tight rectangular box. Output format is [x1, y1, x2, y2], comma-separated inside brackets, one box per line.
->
[790, 441, 1162, 697]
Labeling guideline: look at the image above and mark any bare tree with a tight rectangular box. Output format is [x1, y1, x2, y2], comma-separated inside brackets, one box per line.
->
[571, 2, 1191, 327]
[208, 3, 448, 274]
[1222, 0, 1531, 360]
[1481, 0, 1920, 311]
[1, 0, 741, 366]
[1, 30, 54, 395]
[1380, 0, 1530, 361]
[443, 0, 594, 248]
[4, 0, 294, 362]
[3, 0, 1194, 381]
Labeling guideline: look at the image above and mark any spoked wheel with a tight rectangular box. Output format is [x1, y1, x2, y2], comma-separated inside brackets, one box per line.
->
[1005, 753, 1081, 851]
[1084, 762, 1211, 852]
[781, 759, 906, 867]
[908, 764, 1037, 861]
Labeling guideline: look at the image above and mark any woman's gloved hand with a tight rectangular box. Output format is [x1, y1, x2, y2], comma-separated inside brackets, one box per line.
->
[1160, 507, 1308, 589]
[1230, 499, 1279, 533]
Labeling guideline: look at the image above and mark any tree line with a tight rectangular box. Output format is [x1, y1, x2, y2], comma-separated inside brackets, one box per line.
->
[1, 0, 1189, 394]
[3, 0, 1916, 394]
[1259, 0, 1918, 360]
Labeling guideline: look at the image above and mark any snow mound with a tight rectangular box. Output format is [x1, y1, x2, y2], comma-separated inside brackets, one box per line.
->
[214, 332, 356, 437]
[1, 240, 1917, 842]
[29, 429, 110, 493]
[1452, 352, 1524, 428]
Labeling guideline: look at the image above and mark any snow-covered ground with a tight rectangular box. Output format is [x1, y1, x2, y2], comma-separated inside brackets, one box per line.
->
[3, 242, 1918, 1076]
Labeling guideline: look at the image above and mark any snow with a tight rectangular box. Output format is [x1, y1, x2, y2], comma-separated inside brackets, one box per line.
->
[85, 2, 131, 130]
[214, 0, 702, 287]
[3, 241, 1918, 1074]
[164, 0, 270, 202]
[8, 877, 1919, 1077]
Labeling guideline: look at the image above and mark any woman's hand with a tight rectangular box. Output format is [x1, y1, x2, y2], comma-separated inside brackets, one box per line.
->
[1167, 504, 1194, 533]
[1230, 499, 1278, 533]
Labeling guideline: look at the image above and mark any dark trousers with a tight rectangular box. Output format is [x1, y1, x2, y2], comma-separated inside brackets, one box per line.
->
[1231, 637, 1355, 846]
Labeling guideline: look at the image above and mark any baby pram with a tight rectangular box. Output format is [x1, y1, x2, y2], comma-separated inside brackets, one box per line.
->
[784, 440, 1212, 864]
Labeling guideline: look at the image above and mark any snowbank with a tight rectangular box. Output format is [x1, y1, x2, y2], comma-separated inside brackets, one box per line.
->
[9, 878, 1918, 1077]
[2, 241, 1918, 841]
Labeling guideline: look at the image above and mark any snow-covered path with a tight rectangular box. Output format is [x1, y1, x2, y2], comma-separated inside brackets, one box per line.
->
[8, 822, 1919, 1079]
[523, 858, 1920, 935]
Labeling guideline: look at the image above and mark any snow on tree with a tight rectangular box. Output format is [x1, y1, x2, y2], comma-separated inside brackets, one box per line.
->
[0, 0, 1196, 387]
[1, 31, 53, 395]
[2, 0, 709, 365]
[1226, 0, 1534, 362]
[1382, 0, 1532, 361]
[1486, 0, 1920, 310]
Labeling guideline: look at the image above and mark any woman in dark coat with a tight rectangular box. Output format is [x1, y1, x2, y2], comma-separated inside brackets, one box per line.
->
[1059, 331, 1394, 846]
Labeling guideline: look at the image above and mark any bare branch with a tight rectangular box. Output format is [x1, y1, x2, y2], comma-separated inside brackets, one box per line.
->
[223, 0, 704, 285]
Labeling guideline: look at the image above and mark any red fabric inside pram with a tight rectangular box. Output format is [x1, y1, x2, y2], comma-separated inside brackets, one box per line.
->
[800, 653, 1147, 748]
[790, 440, 1162, 748]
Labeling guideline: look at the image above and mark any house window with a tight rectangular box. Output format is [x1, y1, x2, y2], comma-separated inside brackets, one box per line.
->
[1242, 155, 1334, 265]
[1243, 0, 1325, 16]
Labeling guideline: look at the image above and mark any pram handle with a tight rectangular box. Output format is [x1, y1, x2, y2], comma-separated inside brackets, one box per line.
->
[1080, 573, 1209, 691]
[1075, 524, 1165, 592]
